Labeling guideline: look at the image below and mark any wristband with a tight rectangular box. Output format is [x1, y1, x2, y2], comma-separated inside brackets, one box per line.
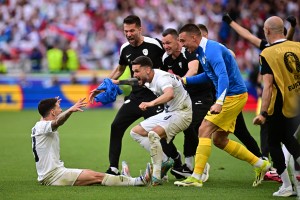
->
[260, 111, 268, 118]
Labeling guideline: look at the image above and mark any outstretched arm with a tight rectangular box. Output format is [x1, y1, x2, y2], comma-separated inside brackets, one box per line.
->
[286, 16, 297, 41]
[109, 64, 127, 80]
[51, 98, 87, 131]
[223, 13, 262, 48]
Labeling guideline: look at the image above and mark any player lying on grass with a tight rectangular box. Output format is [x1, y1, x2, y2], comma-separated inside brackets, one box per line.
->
[31, 97, 151, 186]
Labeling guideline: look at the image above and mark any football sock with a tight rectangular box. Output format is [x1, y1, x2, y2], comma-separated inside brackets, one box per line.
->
[130, 130, 150, 151]
[223, 139, 258, 165]
[173, 153, 182, 168]
[194, 138, 211, 176]
[148, 131, 163, 179]
[282, 145, 291, 166]
[185, 156, 194, 171]
[130, 130, 168, 162]
[280, 169, 292, 188]
[110, 167, 119, 174]
[102, 174, 137, 186]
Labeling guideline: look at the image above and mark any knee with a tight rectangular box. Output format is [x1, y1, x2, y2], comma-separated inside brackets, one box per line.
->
[212, 136, 227, 149]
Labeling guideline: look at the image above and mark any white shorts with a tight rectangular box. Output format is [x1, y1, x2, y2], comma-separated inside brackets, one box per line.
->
[140, 106, 192, 143]
[40, 167, 83, 186]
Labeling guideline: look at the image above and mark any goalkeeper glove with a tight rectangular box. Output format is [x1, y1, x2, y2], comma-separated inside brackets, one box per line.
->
[222, 13, 233, 25]
[286, 16, 297, 27]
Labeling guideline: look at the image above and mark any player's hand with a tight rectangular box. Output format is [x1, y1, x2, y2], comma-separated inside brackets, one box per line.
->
[139, 102, 154, 111]
[89, 89, 102, 104]
[286, 16, 297, 27]
[210, 103, 222, 114]
[111, 79, 119, 85]
[71, 98, 87, 112]
[253, 115, 266, 125]
[222, 13, 233, 25]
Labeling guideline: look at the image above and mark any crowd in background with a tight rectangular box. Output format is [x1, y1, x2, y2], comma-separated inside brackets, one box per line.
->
[0, 0, 299, 76]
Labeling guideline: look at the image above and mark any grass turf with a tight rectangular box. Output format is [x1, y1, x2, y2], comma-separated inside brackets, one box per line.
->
[0, 109, 281, 200]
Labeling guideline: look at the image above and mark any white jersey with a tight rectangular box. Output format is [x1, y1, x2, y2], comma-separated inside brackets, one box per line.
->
[145, 69, 190, 112]
[31, 121, 64, 182]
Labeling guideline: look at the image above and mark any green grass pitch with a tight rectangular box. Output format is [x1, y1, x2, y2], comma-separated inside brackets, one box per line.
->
[0, 109, 281, 200]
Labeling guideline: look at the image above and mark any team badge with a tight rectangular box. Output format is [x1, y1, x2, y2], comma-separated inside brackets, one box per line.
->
[143, 49, 148, 56]
[284, 52, 300, 74]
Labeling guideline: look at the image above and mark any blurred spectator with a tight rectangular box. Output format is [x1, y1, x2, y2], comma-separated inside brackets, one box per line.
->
[47, 44, 63, 73]
[70, 73, 79, 84]
[30, 47, 43, 72]
[0, 50, 7, 74]
[0, 0, 298, 77]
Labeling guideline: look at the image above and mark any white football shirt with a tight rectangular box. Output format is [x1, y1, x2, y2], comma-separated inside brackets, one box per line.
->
[145, 69, 190, 112]
[31, 121, 64, 182]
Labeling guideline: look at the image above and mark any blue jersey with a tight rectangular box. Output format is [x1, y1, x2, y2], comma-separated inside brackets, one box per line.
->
[186, 37, 247, 103]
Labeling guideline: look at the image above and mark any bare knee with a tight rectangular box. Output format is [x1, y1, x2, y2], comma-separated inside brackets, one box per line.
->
[212, 133, 229, 149]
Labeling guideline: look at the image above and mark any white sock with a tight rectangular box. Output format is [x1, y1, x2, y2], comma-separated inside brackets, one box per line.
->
[130, 130, 150, 151]
[110, 167, 119, 174]
[102, 174, 139, 186]
[185, 156, 194, 170]
[253, 158, 264, 167]
[191, 172, 202, 180]
[280, 169, 292, 188]
[148, 131, 163, 179]
[131, 130, 168, 162]
[282, 145, 291, 166]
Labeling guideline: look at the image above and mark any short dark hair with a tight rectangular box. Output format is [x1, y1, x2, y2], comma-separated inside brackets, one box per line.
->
[197, 24, 208, 34]
[123, 15, 141, 27]
[131, 56, 153, 68]
[38, 98, 58, 117]
[162, 28, 178, 37]
[179, 24, 201, 36]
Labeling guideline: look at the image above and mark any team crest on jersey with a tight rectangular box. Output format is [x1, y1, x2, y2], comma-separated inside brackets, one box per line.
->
[179, 62, 182, 68]
[143, 49, 148, 56]
[284, 52, 300, 75]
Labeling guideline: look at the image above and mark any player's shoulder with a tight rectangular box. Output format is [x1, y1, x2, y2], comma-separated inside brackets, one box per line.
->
[119, 42, 131, 54]
[162, 52, 171, 63]
[144, 36, 163, 49]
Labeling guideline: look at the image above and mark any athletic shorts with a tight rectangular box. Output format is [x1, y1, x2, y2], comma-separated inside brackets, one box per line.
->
[205, 92, 248, 133]
[39, 167, 83, 186]
[140, 105, 192, 143]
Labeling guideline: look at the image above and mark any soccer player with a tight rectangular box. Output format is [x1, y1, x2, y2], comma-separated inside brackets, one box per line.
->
[161, 28, 214, 181]
[197, 23, 263, 159]
[253, 16, 300, 197]
[174, 24, 270, 188]
[128, 56, 192, 185]
[31, 97, 151, 186]
[88, 15, 175, 176]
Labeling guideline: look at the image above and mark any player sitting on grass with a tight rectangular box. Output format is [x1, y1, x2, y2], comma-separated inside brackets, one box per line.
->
[31, 97, 151, 186]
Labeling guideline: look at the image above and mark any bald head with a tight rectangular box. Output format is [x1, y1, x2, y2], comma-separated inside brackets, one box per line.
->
[264, 16, 286, 44]
[264, 16, 284, 34]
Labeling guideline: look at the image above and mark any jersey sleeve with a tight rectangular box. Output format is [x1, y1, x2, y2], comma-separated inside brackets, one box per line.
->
[34, 121, 53, 136]
[206, 44, 229, 103]
[160, 76, 173, 91]
[259, 40, 268, 51]
[186, 72, 210, 84]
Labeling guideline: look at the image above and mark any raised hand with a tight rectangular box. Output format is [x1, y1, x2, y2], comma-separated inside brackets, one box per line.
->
[222, 13, 233, 25]
[70, 98, 87, 112]
[286, 16, 297, 27]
